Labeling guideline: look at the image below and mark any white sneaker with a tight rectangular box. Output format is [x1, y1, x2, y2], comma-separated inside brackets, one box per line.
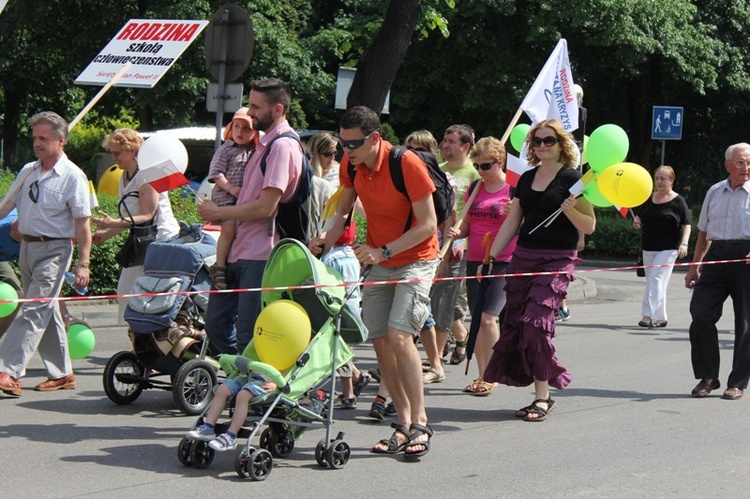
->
[186, 424, 215, 441]
[209, 432, 237, 451]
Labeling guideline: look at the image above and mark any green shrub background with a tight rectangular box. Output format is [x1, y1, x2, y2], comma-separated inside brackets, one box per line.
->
[0, 168, 201, 296]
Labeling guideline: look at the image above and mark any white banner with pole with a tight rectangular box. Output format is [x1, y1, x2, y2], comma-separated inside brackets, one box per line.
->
[75, 19, 208, 88]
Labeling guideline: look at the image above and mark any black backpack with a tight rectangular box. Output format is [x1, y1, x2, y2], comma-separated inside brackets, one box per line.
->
[348, 145, 455, 232]
[259, 131, 313, 243]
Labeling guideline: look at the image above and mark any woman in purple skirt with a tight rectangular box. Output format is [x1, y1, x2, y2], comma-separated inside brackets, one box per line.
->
[481, 119, 595, 422]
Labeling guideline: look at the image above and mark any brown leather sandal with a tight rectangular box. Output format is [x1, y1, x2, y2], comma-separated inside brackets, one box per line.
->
[471, 380, 498, 397]
[450, 339, 468, 365]
[210, 265, 227, 290]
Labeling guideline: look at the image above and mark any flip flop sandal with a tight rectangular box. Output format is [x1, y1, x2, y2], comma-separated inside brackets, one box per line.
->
[404, 422, 434, 459]
[450, 339, 468, 365]
[522, 398, 555, 422]
[471, 380, 498, 397]
[370, 422, 410, 454]
[515, 398, 556, 418]
[463, 378, 483, 393]
[423, 367, 446, 384]
[210, 265, 228, 290]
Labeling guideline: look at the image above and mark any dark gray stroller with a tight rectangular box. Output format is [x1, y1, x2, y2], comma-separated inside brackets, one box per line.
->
[102, 224, 220, 415]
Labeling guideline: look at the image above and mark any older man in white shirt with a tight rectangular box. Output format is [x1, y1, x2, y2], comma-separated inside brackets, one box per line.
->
[0, 111, 91, 397]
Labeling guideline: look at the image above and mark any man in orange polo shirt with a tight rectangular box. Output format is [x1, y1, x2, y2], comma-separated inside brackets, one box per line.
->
[311, 106, 438, 460]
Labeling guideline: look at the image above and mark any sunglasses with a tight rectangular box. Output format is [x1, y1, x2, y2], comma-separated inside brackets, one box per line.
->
[473, 162, 495, 171]
[338, 129, 378, 150]
[531, 135, 559, 147]
[321, 150, 336, 158]
[28, 180, 39, 203]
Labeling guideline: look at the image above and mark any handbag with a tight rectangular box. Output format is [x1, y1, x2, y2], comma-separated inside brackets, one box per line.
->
[115, 191, 158, 268]
[636, 256, 645, 277]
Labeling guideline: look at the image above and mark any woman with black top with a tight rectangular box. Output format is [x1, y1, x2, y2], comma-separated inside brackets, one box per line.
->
[481, 119, 595, 422]
[633, 165, 691, 328]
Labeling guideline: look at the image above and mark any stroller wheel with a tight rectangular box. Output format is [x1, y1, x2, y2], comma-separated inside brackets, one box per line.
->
[189, 440, 215, 469]
[314, 440, 328, 468]
[173, 359, 217, 415]
[259, 428, 272, 450]
[247, 448, 273, 481]
[177, 437, 193, 467]
[103, 351, 145, 405]
[260, 426, 295, 458]
[234, 448, 252, 479]
[325, 440, 350, 469]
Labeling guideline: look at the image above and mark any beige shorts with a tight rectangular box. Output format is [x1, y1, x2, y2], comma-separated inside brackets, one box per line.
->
[362, 259, 438, 339]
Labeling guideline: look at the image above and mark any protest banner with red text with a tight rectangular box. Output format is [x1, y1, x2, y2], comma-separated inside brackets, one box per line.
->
[75, 19, 208, 88]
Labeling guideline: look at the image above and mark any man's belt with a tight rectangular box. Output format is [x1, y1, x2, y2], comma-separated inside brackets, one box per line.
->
[21, 235, 70, 243]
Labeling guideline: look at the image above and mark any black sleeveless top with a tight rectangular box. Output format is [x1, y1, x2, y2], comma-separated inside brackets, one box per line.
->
[516, 166, 581, 250]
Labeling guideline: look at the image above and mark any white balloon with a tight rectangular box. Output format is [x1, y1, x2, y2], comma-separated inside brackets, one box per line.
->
[196, 176, 214, 203]
[137, 134, 189, 173]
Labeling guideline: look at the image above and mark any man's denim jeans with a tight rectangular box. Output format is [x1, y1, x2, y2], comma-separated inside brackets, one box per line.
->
[205, 259, 265, 354]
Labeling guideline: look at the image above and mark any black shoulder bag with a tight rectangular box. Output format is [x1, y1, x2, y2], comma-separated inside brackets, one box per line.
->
[115, 191, 158, 268]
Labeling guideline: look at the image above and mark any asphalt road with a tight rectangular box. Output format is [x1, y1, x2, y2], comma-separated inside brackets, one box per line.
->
[2, 262, 746, 498]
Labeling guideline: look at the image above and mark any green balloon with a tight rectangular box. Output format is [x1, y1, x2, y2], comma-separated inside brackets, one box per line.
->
[68, 323, 96, 359]
[0, 282, 18, 318]
[583, 180, 614, 207]
[587, 124, 629, 173]
[510, 123, 531, 153]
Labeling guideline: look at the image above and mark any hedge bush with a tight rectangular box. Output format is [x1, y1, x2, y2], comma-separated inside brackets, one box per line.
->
[584, 208, 699, 260]
[0, 166, 202, 296]
[86, 188, 202, 295]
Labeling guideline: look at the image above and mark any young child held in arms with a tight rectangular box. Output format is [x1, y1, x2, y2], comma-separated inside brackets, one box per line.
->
[207, 107, 258, 289]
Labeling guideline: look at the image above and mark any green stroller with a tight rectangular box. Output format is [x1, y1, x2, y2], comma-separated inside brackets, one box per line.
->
[178, 238, 367, 480]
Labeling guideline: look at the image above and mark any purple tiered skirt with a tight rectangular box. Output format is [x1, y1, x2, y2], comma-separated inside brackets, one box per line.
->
[482, 246, 579, 389]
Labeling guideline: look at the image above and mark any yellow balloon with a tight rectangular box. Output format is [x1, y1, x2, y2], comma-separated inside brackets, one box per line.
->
[597, 162, 653, 208]
[97, 165, 124, 197]
[254, 300, 311, 371]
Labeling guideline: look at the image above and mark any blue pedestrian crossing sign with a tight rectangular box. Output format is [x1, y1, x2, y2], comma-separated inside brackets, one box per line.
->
[652, 106, 684, 140]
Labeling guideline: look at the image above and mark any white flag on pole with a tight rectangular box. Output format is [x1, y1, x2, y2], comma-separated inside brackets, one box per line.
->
[520, 39, 578, 133]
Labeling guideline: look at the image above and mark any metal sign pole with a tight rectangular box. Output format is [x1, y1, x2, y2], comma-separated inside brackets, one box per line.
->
[213, 8, 230, 152]
[661, 140, 666, 165]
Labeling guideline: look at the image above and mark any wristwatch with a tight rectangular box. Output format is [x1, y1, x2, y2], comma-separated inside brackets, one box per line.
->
[381, 245, 393, 260]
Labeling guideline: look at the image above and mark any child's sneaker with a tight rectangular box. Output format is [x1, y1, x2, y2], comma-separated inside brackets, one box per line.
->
[186, 423, 215, 441]
[209, 432, 237, 451]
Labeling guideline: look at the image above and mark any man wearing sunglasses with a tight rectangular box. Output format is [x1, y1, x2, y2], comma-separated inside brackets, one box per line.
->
[0, 111, 91, 397]
[311, 106, 438, 459]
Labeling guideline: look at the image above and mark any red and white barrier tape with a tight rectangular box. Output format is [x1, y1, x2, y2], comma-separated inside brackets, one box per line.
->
[2, 257, 748, 305]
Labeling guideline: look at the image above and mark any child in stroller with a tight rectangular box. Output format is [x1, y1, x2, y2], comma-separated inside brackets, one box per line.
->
[178, 238, 367, 481]
[187, 364, 278, 452]
[103, 223, 220, 415]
